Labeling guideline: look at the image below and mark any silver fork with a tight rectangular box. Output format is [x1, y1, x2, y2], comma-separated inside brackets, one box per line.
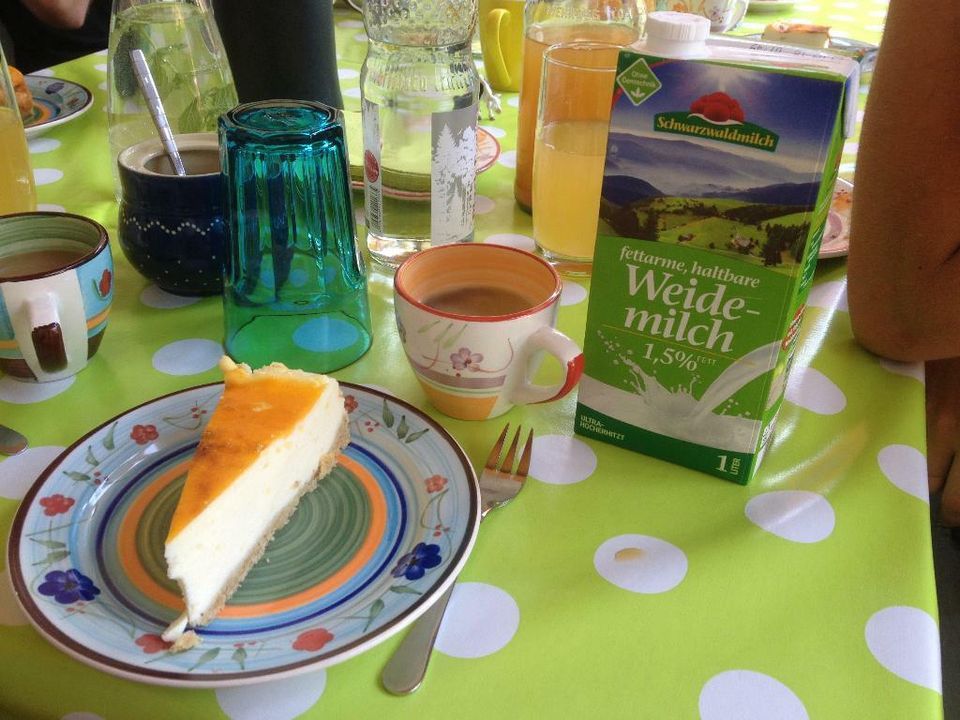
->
[381, 423, 533, 695]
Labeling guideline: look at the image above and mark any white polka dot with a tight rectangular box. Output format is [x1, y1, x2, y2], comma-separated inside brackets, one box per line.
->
[98, 81, 108, 91]
[216, 670, 326, 720]
[843, 141, 859, 155]
[0, 568, 28, 626]
[354, 32, 368, 42]
[866, 607, 941, 693]
[94, 49, 108, 56]
[152, 339, 222, 376]
[745, 491, 835, 543]
[806, 280, 848, 311]
[483, 233, 534, 251]
[0, 376, 74, 404]
[338, 19, 365, 28]
[435, 582, 519, 658]
[93, 63, 107, 72]
[33, 168, 64, 186]
[497, 150, 516, 168]
[879, 359, 924, 383]
[877, 444, 928, 503]
[0, 446, 65, 500]
[700, 670, 809, 720]
[594, 534, 687, 594]
[856, 109, 865, 123]
[292, 317, 361, 353]
[62, 713, 105, 720]
[784, 367, 846, 415]
[28, 137, 61, 154]
[354, 207, 366, 227]
[30, 68, 54, 77]
[344, 87, 362, 99]
[337, 68, 360, 80]
[865, 24, 885, 32]
[838, 162, 856, 175]
[506, 96, 519, 108]
[140, 285, 202, 309]
[37, 203, 65, 213]
[560, 280, 587, 306]
[529, 434, 596, 485]
[480, 125, 507, 139]
[474, 195, 495, 215]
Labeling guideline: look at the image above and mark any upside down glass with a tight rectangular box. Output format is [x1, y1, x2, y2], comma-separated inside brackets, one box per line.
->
[532, 42, 620, 275]
[219, 100, 372, 373]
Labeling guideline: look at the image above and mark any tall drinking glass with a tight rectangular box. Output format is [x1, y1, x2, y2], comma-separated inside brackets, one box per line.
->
[106, 0, 237, 199]
[219, 100, 372, 373]
[0, 47, 36, 215]
[513, 0, 639, 213]
[532, 42, 619, 275]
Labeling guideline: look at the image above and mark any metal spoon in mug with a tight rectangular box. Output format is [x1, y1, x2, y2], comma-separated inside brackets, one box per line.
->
[129, 48, 187, 176]
[0, 424, 28, 456]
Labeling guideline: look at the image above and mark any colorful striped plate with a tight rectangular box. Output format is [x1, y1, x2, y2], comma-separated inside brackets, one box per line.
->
[7, 383, 479, 687]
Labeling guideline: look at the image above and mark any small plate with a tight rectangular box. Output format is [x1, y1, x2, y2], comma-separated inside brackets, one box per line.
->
[7, 383, 480, 687]
[22, 76, 93, 138]
[348, 126, 501, 195]
[747, 0, 796, 12]
[820, 177, 852, 259]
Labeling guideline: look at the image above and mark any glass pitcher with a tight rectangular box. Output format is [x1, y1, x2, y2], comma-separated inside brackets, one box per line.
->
[106, 0, 237, 199]
[514, 0, 641, 212]
[0, 48, 36, 214]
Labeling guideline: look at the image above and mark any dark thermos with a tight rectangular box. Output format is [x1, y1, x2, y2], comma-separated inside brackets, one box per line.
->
[211, 0, 344, 108]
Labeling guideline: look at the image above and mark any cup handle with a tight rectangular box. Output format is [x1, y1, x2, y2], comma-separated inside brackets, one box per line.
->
[482, 9, 513, 91]
[26, 293, 69, 373]
[509, 326, 584, 405]
[731, 0, 748, 28]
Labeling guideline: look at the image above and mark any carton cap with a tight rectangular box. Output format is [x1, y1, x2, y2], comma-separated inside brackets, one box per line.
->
[645, 12, 710, 57]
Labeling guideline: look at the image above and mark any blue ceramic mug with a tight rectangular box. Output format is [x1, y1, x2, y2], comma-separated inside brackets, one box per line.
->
[0, 213, 113, 382]
[117, 133, 226, 296]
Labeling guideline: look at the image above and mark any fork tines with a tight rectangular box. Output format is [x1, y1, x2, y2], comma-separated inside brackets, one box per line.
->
[486, 423, 534, 476]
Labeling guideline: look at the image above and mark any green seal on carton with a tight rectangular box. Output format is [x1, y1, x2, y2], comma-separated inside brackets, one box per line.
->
[616, 57, 662, 106]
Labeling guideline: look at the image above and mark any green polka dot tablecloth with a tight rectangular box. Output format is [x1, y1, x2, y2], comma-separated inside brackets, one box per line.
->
[0, 2, 943, 719]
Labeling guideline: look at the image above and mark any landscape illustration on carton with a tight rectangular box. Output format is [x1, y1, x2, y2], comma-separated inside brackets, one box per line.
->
[602, 60, 841, 273]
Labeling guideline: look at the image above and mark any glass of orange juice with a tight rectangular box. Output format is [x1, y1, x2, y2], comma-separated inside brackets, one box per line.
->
[0, 46, 36, 215]
[514, 0, 639, 213]
[532, 42, 619, 276]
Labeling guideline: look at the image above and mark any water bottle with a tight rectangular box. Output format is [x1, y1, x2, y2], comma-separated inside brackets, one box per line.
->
[360, 0, 481, 268]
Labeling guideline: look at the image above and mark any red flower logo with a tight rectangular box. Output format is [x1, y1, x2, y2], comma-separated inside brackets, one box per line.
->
[135, 633, 172, 654]
[98, 268, 112, 298]
[293, 628, 334, 652]
[690, 92, 744, 124]
[344, 395, 358, 413]
[38, 494, 75, 516]
[424, 474, 447, 493]
[130, 424, 159, 445]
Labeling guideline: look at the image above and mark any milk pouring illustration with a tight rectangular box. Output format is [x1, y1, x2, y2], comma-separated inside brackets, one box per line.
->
[575, 33, 851, 483]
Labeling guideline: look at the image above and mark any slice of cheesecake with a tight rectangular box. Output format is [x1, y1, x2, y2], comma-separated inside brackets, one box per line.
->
[762, 21, 831, 49]
[162, 356, 349, 647]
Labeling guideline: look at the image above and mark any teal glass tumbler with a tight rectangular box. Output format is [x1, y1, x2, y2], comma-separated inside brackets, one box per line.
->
[219, 100, 372, 372]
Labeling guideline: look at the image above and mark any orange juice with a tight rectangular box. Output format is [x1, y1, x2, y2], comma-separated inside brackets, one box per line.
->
[533, 119, 609, 261]
[514, 23, 637, 211]
[0, 108, 35, 214]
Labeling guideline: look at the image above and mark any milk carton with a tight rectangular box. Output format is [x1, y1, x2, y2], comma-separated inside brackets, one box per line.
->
[574, 13, 854, 483]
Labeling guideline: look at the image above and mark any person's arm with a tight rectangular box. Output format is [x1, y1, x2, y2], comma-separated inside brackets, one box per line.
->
[846, 0, 960, 363]
[18, 0, 93, 29]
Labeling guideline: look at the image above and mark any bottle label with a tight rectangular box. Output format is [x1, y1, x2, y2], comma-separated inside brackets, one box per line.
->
[361, 98, 384, 234]
[431, 104, 477, 245]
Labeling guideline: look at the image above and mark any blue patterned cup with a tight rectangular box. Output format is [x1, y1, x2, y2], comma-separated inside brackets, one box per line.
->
[0, 213, 113, 382]
[117, 133, 225, 296]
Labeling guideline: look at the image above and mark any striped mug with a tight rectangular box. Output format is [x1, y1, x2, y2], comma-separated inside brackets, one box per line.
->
[0, 213, 113, 382]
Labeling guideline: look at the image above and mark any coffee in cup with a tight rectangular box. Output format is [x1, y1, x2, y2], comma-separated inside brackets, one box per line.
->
[0, 212, 114, 382]
[394, 243, 583, 420]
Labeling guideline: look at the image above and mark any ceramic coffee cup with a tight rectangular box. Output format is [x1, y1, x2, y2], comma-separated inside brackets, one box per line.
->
[117, 132, 225, 296]
[698, 0, 747, 32]
[394, 243, 584, 420]
[0, 212, 113, 382]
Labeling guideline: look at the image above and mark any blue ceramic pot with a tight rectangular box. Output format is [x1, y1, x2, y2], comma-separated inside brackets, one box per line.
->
[117, 133, 225, 296]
